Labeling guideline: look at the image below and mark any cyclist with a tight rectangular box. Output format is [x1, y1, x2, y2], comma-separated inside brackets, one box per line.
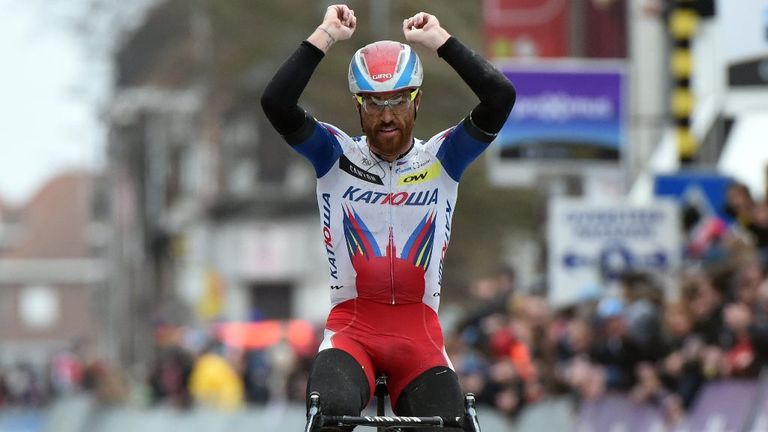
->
[261, 4, 515, 430]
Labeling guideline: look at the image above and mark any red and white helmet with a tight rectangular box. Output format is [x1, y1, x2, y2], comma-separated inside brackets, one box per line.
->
[348, 40, 423, 94]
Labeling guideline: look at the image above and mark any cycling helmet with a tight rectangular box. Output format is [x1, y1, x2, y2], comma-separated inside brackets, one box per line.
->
[348, 40, 423, 94]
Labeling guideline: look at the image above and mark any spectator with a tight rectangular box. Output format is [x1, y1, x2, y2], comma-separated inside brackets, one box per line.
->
[658, 301, 704, 410]
[618, 272, 665, 360]
[683, 270, 725, 346]
[462, 269, 515, 316]
[456, 352, 491, 406]
[724, 182, 756, 229]
[555, 318, 594, 380]
[148, 347, 193, 409]
[188, 341, 244, 411]
[589, 297, 641, 392]
[242, 349, 271, 404]
[49, 348, 84, 395]
[718, 257, 768, 378]
[747, 202, 768, 256]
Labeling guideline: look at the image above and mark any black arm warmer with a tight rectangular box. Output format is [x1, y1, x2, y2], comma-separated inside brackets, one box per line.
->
[260, 41, 325, 136]
[437, 37, 516, 136]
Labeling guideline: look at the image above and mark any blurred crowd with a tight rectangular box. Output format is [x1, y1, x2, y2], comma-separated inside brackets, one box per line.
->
[0, 362, 48, 407]
[0, 342, 124, 409]
[0, 329, 317, 411]
[449, 181, 768, 424]
[142, 329, 316, 411]
[2, 181, 768, 425]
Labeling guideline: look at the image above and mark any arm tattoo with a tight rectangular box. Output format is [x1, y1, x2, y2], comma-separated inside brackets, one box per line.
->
[318, 27, 336, 50]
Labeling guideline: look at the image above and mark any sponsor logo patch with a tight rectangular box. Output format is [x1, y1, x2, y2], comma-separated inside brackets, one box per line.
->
[397, 163, 440, 186]
[342, 186, 438, 206]
[340, 155, 383, 185]
[321, 193, 338, 279]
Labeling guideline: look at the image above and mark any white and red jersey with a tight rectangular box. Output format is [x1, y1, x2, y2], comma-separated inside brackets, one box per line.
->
[263, 35, 514, 407]
[291, 118, 489, 315]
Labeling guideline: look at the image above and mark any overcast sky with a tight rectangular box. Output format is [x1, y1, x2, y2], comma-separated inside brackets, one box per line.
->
[0, 0, 108, 206]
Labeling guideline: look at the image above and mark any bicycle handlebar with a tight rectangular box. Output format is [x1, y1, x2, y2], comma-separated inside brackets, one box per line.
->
[306, 391, 481, 432]
[321, 415, 465, 428]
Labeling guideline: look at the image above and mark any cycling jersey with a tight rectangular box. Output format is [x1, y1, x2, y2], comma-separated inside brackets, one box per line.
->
[294, 117, 488, 312]
[290, 116, 490, 405]
[261, 35, 515, 411]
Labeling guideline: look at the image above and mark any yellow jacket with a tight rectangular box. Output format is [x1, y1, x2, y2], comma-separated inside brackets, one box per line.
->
[188, 353, 244, 411]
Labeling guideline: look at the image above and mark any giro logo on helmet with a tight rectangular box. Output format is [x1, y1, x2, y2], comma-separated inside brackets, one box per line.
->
[348, 40, 423, 93]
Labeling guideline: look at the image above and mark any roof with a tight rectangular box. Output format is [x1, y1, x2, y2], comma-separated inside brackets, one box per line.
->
[1, 171, 96, 259]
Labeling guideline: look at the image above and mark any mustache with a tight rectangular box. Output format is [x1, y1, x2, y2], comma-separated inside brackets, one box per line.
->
[377, 120, 398, 129]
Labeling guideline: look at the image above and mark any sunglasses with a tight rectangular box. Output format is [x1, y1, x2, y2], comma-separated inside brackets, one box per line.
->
[356, 89, 419, 114]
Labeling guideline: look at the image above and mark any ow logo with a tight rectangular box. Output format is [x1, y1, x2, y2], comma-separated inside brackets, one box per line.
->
[403, 172, 428, 183]
[397, 163, 440, 186]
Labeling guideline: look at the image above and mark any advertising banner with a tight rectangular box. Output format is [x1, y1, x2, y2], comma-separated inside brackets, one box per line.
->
[678, 380, 760, 432]
[574, 380, 765, 432]
[547, 198, 681, 307]
[497, 62, 626, 161]
[748, 378, 768, 431]
[0, 412, 44, 432]
[483, 0, 568, 58]
[574, 394, 665, 432]
[488, 61, 626, 186]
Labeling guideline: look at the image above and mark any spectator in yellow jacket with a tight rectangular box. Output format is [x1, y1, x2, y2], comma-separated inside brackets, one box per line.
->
[188, 341, 244, 411]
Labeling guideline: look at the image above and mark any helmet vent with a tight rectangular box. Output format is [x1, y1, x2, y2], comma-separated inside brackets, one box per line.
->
[359, 56, 369, 76]
[396, 51, 408, 74]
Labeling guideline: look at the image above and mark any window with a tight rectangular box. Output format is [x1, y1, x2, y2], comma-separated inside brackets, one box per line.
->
[19, 285, 60, 329]
[249, 282, 292, 320]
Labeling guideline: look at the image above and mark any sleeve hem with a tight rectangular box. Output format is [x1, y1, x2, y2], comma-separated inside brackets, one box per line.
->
[463, 114, 497, 143]
[436, 37, 460, 59]
[284, 112, 317, 145]
[300, 40, 325, 60]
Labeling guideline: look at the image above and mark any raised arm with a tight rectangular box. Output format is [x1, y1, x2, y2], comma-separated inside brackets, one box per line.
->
[260, 5, 357, 137]
[403, 12, 515, 139]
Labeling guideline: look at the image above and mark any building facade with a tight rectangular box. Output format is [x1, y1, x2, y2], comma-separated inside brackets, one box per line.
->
[0, 173, 105, 368]
[106, 0, 330, 367]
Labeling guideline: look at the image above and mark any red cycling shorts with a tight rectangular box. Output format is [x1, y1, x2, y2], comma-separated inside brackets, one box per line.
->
[318, 298, 453, 408]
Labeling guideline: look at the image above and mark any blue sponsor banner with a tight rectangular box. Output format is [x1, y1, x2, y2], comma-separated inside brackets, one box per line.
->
[574, 394, 665, 432]
[573, 380, 764, 431]
[683, 380, 760, 432]
[654, 171, 733, 221]
[0, 411, 44, 432]
[495, 61, 626, 162]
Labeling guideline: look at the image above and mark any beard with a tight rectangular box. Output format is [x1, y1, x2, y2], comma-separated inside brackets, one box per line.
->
[361, 108, 416, 161]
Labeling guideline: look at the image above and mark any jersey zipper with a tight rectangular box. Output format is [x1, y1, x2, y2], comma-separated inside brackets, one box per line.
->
[388, 162, 396, 304]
